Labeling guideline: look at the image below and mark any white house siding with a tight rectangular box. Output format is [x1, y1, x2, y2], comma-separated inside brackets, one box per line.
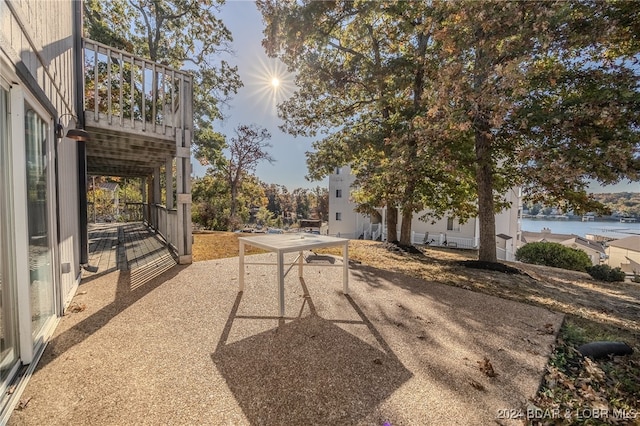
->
[410, 215, 477, 244]
[606, 236, 640, 273]
[495, 188, 522, 261]
[58, 134, 81, 307]
[328, 166, 370, 238]
[0, 0, 80, 418]
[0, 1, 76, 115]
[1, 0, 80, 301]
[573, 244, 601, 266]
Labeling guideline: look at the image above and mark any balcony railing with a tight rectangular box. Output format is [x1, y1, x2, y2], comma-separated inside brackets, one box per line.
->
[83, 39, 192, 136]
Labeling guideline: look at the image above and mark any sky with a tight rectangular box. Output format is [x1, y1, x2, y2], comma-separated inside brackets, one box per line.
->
[191, 0, 325, 190]
[193, 1, 639, 195]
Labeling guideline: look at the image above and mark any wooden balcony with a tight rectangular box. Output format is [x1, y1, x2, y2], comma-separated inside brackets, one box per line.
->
[81, 39, 193, 263]
[82, 39, 192, 177]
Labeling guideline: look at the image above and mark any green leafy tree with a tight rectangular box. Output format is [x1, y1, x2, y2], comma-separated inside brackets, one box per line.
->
[513, 1, 640, 214]
[192, 172, 230, 230]
[293, 188, 310, 220]
[192, 170, 268, 231]
[84, 0, 133, 51]
[255, 206, 276, 227]
[236, 174, 268, 226]
[259, 1, 471, 244]
[586, 264, 626, 282]
[311, 186, 329, 222]
[426, 1, 639, 261]
[263, 183, 283, 217]
[261, 1, 638, 260]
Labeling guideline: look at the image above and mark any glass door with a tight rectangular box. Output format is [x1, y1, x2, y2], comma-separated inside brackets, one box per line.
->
[0, 82, 19, 391]
[24, 102, 56, 342]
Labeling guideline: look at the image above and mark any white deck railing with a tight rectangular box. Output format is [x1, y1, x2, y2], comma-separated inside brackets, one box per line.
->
[411, 231, 478, 249]
[149, 204, 178, 253]
[83, 38, 192, 135]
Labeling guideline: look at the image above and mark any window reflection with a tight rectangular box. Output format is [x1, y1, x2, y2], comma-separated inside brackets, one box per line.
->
[25, 104, 55, 340]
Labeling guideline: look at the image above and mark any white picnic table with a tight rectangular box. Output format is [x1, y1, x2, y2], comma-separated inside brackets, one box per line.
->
[238, 234, 350, 317]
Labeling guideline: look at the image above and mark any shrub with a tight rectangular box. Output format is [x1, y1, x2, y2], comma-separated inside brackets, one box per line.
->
[515, 242, 592, 272]
[586, 264, 626, 282]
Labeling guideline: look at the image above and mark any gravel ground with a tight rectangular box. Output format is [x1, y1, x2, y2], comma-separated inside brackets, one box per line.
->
[9, 252, 562, 425]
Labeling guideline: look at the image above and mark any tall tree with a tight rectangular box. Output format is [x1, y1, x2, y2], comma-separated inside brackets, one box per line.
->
[421, 1, 547, 261]
[225, 124, 274, 230]
[425, 1, 639, 261]
[514, 1, 640, 212]
[262, 0, 638, 262]
[192, 172, 231, 230]
[311, 186, 329, 222]
[259, 1, 464, 244]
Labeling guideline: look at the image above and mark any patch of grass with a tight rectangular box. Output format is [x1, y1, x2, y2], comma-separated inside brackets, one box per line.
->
[192, 231, 266, 261]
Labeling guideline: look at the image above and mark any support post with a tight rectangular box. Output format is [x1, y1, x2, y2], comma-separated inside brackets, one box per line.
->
[175, 76, 193, 264]
[165, 157, 174, 210]
[277, 251, 285, 317]
[342, 242, 349, 294]
[239, 240, 245, 292]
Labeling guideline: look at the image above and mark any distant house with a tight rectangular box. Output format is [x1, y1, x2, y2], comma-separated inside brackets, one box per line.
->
[328, 166, 522, 261]
[520, 230, 606, 266]
[606, 236, 640, 274]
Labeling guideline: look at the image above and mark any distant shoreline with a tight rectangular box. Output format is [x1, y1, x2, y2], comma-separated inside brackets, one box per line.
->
[521, 215, 637, 222]
[521, 218, 640, 238]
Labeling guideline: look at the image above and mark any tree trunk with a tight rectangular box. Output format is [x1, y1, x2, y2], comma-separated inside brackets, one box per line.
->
[473, 36, 497, 263]
[229, 186, 238, 231]
[386, 206, 398, 242]
[475, 129, 497, 263]
[399, 179, 417, 245]
[399, 206, 413, 245]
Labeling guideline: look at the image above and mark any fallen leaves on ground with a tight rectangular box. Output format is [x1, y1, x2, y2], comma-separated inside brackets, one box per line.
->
[469, 379, 486, 391]
[66, 302, 86, 313]
[17, 397, 32, 410]
[534, 317, 640, 424]
[478, 356, 497, 377]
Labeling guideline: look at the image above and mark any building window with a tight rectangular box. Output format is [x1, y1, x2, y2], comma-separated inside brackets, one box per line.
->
[336, 189, 342, 198]
[447, 217, 460, 232]
[335, 212, 342, 221]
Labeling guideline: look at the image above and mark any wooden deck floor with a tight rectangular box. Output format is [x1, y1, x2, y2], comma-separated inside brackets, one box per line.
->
[84, 222, 177, 280]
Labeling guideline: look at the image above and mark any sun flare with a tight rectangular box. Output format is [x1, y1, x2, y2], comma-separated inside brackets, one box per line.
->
[246, 56, 294, 115]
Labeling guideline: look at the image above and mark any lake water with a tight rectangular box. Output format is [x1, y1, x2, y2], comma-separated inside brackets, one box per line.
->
[521, 218, 640, 239]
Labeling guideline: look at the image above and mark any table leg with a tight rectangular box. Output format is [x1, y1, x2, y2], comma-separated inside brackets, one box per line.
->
[298, 250, 304, 278]
[277, 251, 285, 317]
[239, 241, 245, 292]
[343, 242, 349, 294]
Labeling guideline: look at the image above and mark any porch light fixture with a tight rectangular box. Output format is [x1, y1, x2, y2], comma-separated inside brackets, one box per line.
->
[56, 113, 90, 142]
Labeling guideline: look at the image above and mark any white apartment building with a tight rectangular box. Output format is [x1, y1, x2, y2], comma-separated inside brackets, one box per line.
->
[328, 166, 522, 260]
